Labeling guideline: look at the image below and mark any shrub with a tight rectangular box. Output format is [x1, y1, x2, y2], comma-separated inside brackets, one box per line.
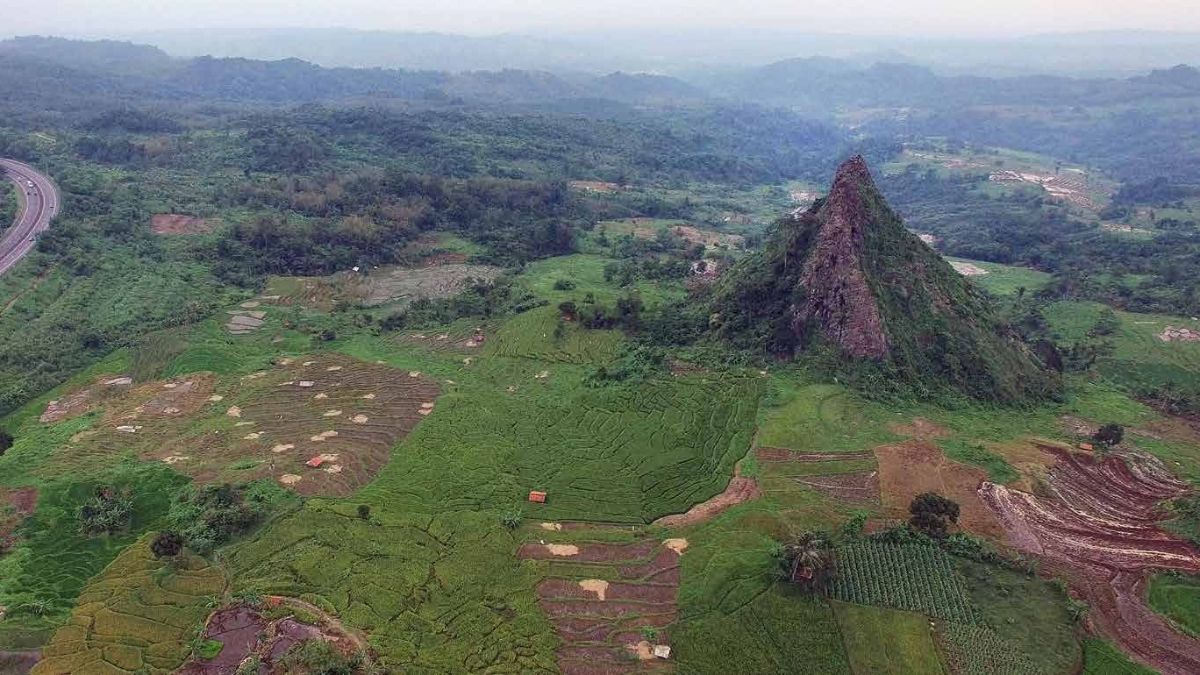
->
[280, 639, 363, 675]
[78, 486, 135, 535]
[357, 504, 371, 520]
[552, 279, 576, 291]
[909, 492, 960, 539]
[194, 639, 224, 660]
[500, 510, 523, 530]
[0, 428, 12, 455]
[151, 531, 184, 559]
[1093, 423, 1124, 448]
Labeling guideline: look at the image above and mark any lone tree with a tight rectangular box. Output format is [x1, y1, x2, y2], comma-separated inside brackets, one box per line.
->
[151, 531, 184, 559]
[909, 492, 960, 539]
[1093, 423, 1125, 448]
[775, 531, 835, 591]
[0, 428, 12, 456]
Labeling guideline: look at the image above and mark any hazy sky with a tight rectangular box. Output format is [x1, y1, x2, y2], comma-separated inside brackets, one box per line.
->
[13, 0, 1200, 38]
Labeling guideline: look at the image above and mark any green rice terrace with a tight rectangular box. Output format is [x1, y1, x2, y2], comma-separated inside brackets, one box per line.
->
[3, 158, 1200, 675]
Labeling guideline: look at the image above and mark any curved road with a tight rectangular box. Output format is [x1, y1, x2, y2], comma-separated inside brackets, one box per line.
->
[0, 158, 58, 275]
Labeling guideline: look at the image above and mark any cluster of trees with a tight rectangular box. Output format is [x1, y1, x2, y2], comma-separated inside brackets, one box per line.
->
[162, 481, 292, 555]
[78, 486, 134, 536]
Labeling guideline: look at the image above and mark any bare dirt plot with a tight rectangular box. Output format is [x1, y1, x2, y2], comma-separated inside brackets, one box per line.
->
[224, 355, 441, 496]
[949, 261, 988, 277]
[1158, 326, 1200, 343]
[794, 471, 879, 506]
[225, 309, 266, 335]
[979, 447, 1200, 675]
[568, 180, 623, 193]
[669, 225, 744, 250]
[177, 598, 365, 675]
[39, 375, 134, 423]
[874, 441, 1005, 541]
[755, 448, 874, 463]
[267, 264, 503, 311]
[0, 486, 37, 552]
[518, 538, 682, 674]
[150, 213, 215, 235]
[653, 465, 759, 528]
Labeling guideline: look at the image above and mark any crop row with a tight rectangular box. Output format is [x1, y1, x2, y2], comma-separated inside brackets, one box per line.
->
[830, 541, 977, 624]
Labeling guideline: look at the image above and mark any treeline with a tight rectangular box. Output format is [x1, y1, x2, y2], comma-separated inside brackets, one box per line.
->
[215, 171, 583, 282]
[879, 167, 1200, 316]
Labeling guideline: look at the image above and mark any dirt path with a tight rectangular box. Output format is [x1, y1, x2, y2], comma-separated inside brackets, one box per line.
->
[652, 463, 760, 528]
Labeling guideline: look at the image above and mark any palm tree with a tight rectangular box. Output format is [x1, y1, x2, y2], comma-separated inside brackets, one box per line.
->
[776, 531, 835, 591]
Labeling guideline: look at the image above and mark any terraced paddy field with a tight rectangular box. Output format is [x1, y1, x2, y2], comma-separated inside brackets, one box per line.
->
[31, 536, 224, 674]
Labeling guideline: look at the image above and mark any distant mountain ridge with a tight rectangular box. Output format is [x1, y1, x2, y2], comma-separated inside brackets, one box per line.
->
[713, 156, 1060, 403]
[0, 36, 709, 109]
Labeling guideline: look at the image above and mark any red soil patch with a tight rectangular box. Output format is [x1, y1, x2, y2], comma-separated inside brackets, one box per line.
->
[653, 465, 759, 527]
[519, 538, 683, 673]
[150, 213, 215, 235]
[874, 440, 1005, 541]
[979, 447, 1200, 675]
[0, 486, 37, 552]
[178, 598, 364, 674]
[756, 448, 873, 463]
[794, 471, 879, 506]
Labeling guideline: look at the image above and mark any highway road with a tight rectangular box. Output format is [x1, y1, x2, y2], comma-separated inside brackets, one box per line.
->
[0, 158, 58, 275]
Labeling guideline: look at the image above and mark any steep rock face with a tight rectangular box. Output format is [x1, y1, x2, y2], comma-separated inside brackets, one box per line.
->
[713, 155, 1060, 403]
[792, 155, 889, 359]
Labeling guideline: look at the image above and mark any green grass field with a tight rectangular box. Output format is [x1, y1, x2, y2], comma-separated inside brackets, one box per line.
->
[946, 257, 1053, 296]
[1081, 639, 1157, 675]
[833, 602, 944, 674]
[1147, 572, 1200, 636]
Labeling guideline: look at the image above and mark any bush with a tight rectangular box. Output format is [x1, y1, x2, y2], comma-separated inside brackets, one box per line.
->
[356, 504, 371, 520]
[167, 481, 292, 555]
[78, 486, 134, 535]
[909, 492, 960, 539]
[151, 531, 184, 559]
[552, 279, 576, 290]
[500, 510, 523, 530]
[0, 428, 12, 455]
[280, 639, 363, 675]
[1093, 423, 1124, 448]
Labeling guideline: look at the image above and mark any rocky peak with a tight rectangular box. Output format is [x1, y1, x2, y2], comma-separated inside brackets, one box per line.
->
[791, 155, 890, 359]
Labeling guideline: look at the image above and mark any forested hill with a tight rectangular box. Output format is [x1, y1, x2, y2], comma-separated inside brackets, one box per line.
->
[0, 36, 709, 115]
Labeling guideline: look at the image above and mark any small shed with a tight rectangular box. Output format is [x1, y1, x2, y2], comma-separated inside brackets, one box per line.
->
[1079, 443, 1095, 451]
[528, 490, 547, 504]
[306, 456, 327, 468]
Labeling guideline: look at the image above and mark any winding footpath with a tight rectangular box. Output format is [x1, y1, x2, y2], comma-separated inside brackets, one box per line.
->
[0, 158, 58, 275]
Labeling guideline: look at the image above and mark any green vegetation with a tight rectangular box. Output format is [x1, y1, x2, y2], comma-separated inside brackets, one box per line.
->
[674, 586, 851, 674]
[937, 439, 1020, 484]
[30, 535, 224, 674]
[831, 540, 976, 623]
[833, 602, 944, 675]
[1147, 572, 1200, 636]
[947, 257, 1053, 297]
[1081, 639, 1158, 675]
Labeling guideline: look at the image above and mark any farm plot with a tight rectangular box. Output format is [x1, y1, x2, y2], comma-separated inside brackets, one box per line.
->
[31, 535, 224, 675]
[265, 264, 503, 312]
[830, 540, 977, 624]
[358, 373, 761, 524]
[227, 354, 441, 496]
[979, 446, 1200, 674]
[34, 355, 440, 497]
[485, 306, 624, 364]
[225, 503, 558, 673]
[874, 441, 1005, 541]
[832, 602, 945, 675]
[755, 448, 880, 507]
[517, 537, 685, 673]
[177, 598, 365, 675]
[935, 623, 1039, 675]
[0, 486, 36, 551]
